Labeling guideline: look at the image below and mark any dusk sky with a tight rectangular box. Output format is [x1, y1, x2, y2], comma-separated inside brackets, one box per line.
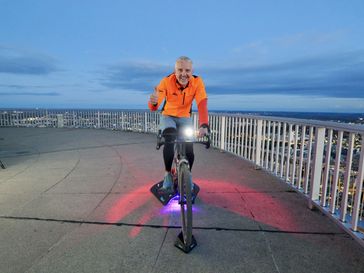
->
[1, 0, 364, 112]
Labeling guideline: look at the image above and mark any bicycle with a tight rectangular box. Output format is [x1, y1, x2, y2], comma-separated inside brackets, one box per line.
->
[150, 127, 210, 253]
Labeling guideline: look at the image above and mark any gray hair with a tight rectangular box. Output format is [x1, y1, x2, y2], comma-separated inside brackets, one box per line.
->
[176, 56, 193, 64]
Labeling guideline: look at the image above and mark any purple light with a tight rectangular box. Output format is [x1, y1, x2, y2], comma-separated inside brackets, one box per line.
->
[160, 195, 200, 214]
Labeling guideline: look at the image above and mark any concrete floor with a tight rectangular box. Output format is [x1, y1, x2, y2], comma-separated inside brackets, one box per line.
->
[0, 127, 363, 273]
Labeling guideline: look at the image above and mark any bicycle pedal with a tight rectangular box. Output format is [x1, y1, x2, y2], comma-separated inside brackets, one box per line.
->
[150, 181, 177, 206]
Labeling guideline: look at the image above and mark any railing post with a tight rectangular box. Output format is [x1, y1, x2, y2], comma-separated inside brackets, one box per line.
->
[321, 129, 333, 207]
[56, 114, 64, 128]
[285, 124, 293, 181]
[255, 119, 263, 168]
[193, 112, 198, 129]
[121, 112, 124, 130]
[9, 111, 12, 126]
[352, 136, 364, 231]
[220, 116, 226, 150]
[330, 130, 343, 214]
[340, 132, 355, 222]
[144, 112, 148, 133]
[97, 111, 100, 129]
[308, 127, 325, 209]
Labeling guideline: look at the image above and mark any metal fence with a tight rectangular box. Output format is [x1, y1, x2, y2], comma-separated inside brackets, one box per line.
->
[0, 109, 160, 132]
[1, 109, 364, 245]
[209, 114, 364, 245]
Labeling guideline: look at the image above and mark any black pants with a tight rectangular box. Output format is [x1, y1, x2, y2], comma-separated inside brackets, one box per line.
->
[162, 127, 194, 172]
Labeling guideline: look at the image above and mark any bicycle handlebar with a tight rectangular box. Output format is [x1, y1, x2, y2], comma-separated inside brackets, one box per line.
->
[156, 134, 211, 150]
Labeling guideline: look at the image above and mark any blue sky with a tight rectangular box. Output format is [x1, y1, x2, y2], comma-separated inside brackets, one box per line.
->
[0, 0, 364, 112]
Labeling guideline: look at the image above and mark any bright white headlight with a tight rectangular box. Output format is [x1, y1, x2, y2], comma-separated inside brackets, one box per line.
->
[184, 127, 194, 138]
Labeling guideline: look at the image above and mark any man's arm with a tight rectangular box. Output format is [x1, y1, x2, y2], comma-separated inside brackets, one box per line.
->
[195, 77, 209, 137]
[148, 80, 166, 111]
[148, 87, 159, 111]
[194, 78, 209, 126]
[197, 98, 208, 127]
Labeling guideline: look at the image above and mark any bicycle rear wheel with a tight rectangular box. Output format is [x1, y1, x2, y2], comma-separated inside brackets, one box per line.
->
[178, 161, 193, 246]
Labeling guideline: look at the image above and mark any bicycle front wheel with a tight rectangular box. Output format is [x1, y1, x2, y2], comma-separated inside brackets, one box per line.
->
[178, 161, 193, 246]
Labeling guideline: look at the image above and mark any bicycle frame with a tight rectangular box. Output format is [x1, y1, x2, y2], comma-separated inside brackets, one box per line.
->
[155, 129, 210, 252]
[171, 139, 191, 181]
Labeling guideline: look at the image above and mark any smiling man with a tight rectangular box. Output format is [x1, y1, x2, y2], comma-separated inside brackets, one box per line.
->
[148, 56, 209, 191]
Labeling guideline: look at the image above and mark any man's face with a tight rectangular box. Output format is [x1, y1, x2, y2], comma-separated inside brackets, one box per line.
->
[174, 60, 193, 87]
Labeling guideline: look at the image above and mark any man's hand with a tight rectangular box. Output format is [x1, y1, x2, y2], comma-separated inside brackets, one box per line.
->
[198, 126, 209, 138]
[149, 87, 159, 105]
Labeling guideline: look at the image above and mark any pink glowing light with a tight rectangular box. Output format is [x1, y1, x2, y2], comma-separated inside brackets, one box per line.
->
[105, 184, 153, 223]
[104, 178, 299, 239]
[196, 179, 299, 231]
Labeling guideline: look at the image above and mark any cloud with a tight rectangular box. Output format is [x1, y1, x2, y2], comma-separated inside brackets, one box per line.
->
[0, 46, 58, 75]
[100, 50, 364, 98]
[201, 50, 364, 98]
[101, 61, 172, 91]
[0, 91, 60, 96]
[273, 30, 346, 47]
[0, 83, 79, 89]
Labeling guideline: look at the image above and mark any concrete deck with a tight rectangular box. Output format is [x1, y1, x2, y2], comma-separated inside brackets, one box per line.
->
[0, 127, 363, 273]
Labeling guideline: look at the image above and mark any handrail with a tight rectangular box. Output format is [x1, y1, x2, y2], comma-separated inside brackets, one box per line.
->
[209, 113, 364, 134]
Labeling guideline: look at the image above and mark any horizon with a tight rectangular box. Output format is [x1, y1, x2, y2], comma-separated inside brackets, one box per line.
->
[1, 107, 363, 115]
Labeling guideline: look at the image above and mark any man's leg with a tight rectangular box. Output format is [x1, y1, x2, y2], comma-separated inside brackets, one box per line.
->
[185, 143, 194, 171]
[162, 127, 177, 172]
[159, 115, 177, 190]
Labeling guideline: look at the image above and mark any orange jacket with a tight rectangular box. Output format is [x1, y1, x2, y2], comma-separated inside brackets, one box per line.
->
[148, 73, 208, 126]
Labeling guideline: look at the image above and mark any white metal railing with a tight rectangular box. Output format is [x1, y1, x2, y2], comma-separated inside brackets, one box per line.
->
[207, 113, 364, 247]
[0, 109, 160, 133]
[1, 109, 364, 246]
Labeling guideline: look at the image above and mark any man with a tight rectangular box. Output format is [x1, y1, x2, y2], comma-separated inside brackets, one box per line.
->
[148, 56, 209, 191]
